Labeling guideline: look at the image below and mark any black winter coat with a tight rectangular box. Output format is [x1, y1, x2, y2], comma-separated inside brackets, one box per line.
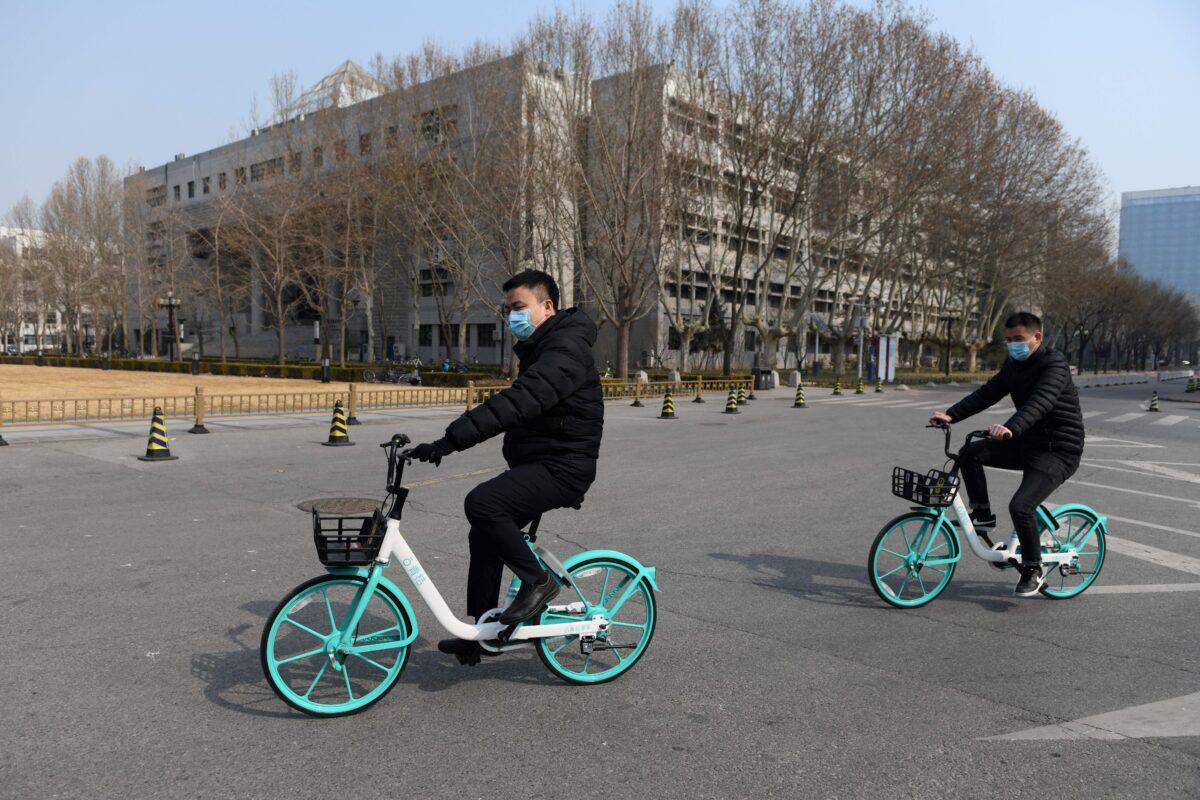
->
[946, 346, 1084, 460]
[441, 308, 604, 465]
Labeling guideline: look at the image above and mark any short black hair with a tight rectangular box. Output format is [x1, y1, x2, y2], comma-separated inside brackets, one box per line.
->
[502, 269, 559, 308]
[1004, 311, 1042, 331]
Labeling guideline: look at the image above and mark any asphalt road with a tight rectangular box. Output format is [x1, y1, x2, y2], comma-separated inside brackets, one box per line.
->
[1, 378, 1198, 799]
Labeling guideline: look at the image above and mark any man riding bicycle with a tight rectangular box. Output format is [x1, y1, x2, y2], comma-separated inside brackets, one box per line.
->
[929, 312, 1084, 597]
[410, 269, 603, 664]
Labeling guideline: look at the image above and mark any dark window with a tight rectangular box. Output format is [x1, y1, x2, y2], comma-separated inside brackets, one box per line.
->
[235, 167, 246, 185]
[312, 146, 324, 168]
[385, 125, 398, 149]
[218, 172, 226, 190]
[359, 132, 372, 156]
[418, 324, 433, 347]
[334, 139, 348, 161]
[743, 330, 757, 352]
[187, 181, 195, 199]
[289, 152, 302, 173]
[202, 177, 210, 195]
[476, 324, 496, 348]
[173, 185, 180, 201]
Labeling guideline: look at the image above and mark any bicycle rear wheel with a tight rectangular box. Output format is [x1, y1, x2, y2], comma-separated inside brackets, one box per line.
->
[362, 370, 375, 383]
[261, 575, 412, 716]
[535, 557, 656, 685]
[1039, 508, 1106, 599]
[868, 512, 958, 608]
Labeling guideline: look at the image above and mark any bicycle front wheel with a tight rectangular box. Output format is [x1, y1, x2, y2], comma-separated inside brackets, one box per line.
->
[362, 370, 375, 383]
[868, 512, 958, 608]
[536, 557, 657, 685]
[261, 575, 413, 717]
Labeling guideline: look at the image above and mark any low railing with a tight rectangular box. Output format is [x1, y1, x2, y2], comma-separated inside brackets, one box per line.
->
[0, 377, 755, 430]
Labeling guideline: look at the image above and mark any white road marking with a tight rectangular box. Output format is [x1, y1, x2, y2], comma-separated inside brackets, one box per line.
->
[1087, 583, 1200, 594]
[1079, 461, 1200, 485]
[981, 691, 1200, 741]
[1081, 410, 1104, 419]
[1106, 514, 1200, 541]
[1151, 414, 1188, 426]
[1124, 461, 1200, 484]
[1106, 536, 1200, 576]
[1083, 436, 1163, 448]
[1103, 412, 1145, 423]
[1066, 479, 1200, 508]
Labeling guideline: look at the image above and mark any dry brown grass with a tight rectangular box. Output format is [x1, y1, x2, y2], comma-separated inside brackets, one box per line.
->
[0, 364, 360, 400]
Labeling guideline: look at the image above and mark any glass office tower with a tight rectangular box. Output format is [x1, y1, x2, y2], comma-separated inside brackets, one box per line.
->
[1118, 186, 1200, 300]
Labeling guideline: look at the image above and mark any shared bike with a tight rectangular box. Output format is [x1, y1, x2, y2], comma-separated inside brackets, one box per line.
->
[867, 423, 1107, 608]
[260, 434, 660, 716]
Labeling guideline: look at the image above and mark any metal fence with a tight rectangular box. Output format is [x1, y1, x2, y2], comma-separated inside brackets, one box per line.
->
[0, 378, 753, 429]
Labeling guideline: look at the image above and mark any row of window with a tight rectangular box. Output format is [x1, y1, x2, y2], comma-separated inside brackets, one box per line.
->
[417, 323, 498, 348]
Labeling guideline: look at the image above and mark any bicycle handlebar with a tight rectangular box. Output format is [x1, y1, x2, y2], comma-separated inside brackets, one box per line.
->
[926, 422, 990, 460]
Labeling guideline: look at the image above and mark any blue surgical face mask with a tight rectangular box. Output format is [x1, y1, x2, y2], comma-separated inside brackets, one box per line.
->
[507, 309, 536, 340]
[1007, 341, 1031, 361]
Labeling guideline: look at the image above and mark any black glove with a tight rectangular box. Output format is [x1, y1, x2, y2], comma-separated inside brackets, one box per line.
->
[411, 439, 451, 466]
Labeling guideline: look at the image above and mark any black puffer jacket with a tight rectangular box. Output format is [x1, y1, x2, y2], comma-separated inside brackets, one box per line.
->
[946, 346, 1084, 459]
[441, 308, 604, 465]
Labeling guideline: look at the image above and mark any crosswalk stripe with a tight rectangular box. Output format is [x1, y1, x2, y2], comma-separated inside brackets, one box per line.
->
[1104, 413, 1145, 423]
[1152, 415, 1188, 426]
[1082, 410, 1104, 419]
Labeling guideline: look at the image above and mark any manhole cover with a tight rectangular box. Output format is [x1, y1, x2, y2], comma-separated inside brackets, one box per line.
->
[296, 497, 382, 514]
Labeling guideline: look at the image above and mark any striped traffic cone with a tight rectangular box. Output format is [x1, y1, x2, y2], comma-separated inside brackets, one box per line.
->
[793, 384, 806, 408]
[1148, 392, 1160, 413]
[692, 380, 705, 403]
[855, 379, 865, 394]
[724, 388, 740, 414]
[875, 379, 884, 393]
[832, 381, 842, 396]
[659, 389, 677, 419]
[736, 385, 747, 406]
[138, 406, 178, 462]
[322, 399, 354, 446]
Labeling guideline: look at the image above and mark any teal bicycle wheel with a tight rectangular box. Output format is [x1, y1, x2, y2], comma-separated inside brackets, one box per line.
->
[868, 512, 959, 608]
[261, 575, 413, 716]
[535, 557, 656, 685]
[1039, 508, 1106, 599]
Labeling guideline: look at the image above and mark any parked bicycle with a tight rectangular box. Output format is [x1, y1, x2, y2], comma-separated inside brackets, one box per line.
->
[260, 434, 660, 716]
[867, 422, 1107, 608]
[362, 361, 422, 385]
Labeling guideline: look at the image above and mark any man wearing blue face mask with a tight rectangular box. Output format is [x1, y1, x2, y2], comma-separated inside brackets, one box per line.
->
[929, 312, 1084, 597]
[409, 269, 604, 664]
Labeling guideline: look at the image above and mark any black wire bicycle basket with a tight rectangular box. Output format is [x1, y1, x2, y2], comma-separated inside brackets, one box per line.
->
[891, 466, 960, 507]
[312, 508, 385, 566]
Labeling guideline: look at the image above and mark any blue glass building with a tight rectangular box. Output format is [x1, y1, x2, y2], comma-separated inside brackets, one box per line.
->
[1118, 186, 1200, 300]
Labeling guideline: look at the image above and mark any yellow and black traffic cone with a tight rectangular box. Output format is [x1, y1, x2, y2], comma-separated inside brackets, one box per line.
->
[323, 399, 354, 446]
[855, 379, 865, 394]
[832, 380, 842, 396]
[793, 384, 806, 408]
[138, 406, 178, 462]
[1148, 392, 1160, 413]
[875, 379, 884, 393]
[724, 388, 740, 414]
[736, 385, 747, 405]
[659, 389, 677, 419]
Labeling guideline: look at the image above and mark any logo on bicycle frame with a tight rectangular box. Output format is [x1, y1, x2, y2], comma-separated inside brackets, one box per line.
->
[401, 556, 427, 586]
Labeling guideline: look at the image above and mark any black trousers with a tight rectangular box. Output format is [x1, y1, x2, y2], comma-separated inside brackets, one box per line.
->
[958, 439, 1078, 566]
[462, 458, 595, 619]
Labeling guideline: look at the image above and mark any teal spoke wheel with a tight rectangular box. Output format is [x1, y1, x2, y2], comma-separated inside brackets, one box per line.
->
[1038, 508, 1106, 599]
[535, 558, 656, 685]
[868, 512, 958, 608]
[261, 575, 413, 716]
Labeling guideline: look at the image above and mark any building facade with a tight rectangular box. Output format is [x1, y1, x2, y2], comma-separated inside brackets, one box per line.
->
[0, 226, 69, 353]
[1119, 186, 1200, 300]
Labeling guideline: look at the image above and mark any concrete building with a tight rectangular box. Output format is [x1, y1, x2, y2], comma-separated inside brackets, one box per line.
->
[0, 226, 68, 353]
[1119, 186, 1200, 301]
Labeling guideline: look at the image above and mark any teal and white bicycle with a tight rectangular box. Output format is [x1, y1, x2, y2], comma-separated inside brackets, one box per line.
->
[867, 423, 1107, 608]
[260, 434, 660, 717]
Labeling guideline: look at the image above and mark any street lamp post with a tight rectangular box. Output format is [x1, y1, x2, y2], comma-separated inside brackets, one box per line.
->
[157, 291, 182, 361]
[943, 314, 953, 377]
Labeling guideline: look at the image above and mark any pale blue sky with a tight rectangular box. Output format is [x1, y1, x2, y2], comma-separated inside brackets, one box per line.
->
[2, 0, 1197, 214]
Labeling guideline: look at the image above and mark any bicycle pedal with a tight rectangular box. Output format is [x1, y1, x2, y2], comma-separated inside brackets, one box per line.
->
[495, 623, 519, 644]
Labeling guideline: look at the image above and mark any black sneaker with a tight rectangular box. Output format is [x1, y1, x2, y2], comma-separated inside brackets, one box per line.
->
[970, 510, 997, 548]
[1014, 564, 1045, 597]
[498, 572, 560, 625]
[437, 638, 501, 667]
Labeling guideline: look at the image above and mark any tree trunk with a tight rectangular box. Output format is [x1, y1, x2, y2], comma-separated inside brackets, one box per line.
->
[679, 330, 693, 372]
[720, 328, 735, 377]
[616, 321, 632, 379]
[275, 291, 286, 366]
[831, 337, 846, 377]
[967, 343, 979, 373]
